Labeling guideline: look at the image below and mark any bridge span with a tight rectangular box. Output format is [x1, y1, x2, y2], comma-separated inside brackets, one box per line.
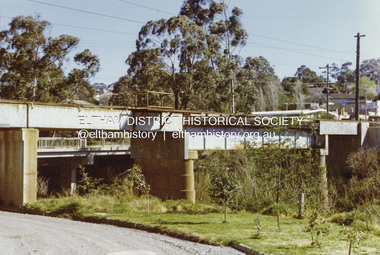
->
[1, 99, 378, 206]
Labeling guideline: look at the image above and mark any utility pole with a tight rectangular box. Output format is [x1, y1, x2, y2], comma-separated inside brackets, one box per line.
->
[354, 33, 365, 120]
[320, 64, 331, 118]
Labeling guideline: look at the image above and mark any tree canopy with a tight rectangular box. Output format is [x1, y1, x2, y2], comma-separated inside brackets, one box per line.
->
[111, 0, 285, 113]
[2, 8, 379, 110]
[0, 15, 100, 103]
[360, 58, 380, 84]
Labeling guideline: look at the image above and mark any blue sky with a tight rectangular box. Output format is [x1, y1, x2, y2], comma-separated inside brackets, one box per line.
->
[2, 0, 379, 85]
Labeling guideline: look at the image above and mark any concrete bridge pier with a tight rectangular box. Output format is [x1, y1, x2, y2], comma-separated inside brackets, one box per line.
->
[131, 131, 197, 202]
[0, 128, 39, 206]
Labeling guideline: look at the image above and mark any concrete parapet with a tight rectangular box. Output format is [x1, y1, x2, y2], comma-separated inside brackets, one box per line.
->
[0, 128, 38, 206]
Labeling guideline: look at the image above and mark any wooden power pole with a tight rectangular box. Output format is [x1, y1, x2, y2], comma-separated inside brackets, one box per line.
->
[320, 64, 331, 118]
[354, 33, 365, 120]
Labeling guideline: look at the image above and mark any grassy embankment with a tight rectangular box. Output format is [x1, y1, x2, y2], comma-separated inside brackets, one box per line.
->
[22, 195, 380, 255]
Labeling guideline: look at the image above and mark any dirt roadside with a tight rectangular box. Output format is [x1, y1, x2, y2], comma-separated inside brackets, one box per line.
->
[0, 210, 245, 255]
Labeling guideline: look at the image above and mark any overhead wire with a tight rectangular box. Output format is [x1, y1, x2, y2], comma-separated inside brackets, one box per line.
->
[53, 23, 137, 36]
[4, 2, 361, 73]
[117, 0, 176, 16]
[20, 1, 356, 62]
[246, 41, 349, 62]
[0, 15, 137, 36]
[248, 32, 353, 55]
[28, 0, 146, 24]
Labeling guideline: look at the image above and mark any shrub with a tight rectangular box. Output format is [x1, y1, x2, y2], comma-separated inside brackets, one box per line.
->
[124, 164, 150, 196]
[245, 200, 271, 213]
[77, 166, 103, 194]
[304, 211, 330, 247]
[209, 163, 241, 222]
[37, 175, 49, 197]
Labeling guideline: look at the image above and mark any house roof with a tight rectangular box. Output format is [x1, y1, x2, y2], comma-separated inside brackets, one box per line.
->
[329, 93, 364, 100]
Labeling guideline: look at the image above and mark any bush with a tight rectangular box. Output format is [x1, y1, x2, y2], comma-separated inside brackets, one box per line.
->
[330, 210, 369, 226]
[245, 200, 271, 213]
[77, 164, 149, 199]
[261, 202, 296, 216]
[77, 166, 103, 194]
[37, 175, 49, 197]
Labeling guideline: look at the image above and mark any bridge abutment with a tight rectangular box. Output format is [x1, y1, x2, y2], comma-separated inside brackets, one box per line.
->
[0, 128, 38, 206]
[131, 132, 197, 202]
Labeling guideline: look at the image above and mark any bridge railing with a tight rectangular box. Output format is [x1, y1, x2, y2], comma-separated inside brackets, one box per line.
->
[38, 137, 85, 149]
[37, 137, 130, 151]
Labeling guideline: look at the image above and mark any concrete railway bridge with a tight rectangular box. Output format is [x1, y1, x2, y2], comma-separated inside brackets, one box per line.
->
[1, 100, 379, 206]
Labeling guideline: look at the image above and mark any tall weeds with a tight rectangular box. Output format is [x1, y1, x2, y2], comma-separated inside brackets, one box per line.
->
[329, 148, 380, 224]
[194, 144, 324, 212]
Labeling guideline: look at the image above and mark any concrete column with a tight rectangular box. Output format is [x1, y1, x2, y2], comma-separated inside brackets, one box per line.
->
[182, 159, 195, 202]
[131, 131, 197, 202]
[319, 148, 329, 208]
[0, 128, 39, 206]
[70, 168, 77, 196]
[0, 132, 5, 204]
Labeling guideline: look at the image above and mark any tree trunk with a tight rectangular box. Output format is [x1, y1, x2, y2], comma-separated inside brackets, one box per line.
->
[32, 76, 37, 101]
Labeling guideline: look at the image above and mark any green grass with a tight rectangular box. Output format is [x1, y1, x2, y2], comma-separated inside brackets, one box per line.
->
[22, 196, 380, 255]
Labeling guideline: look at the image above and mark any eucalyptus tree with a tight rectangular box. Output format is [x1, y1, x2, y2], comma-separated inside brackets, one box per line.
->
[123, 0, 267, 112]
[329, 62, 354, 93]
[236, 56, 280, 112]
[128, 15, 212, 109]
[179, 0, 224, 26]
[180, 0, 247, 113]
[295, 65, 324, 86]
[361, 58, 380, 85]
[109, 75, 136, 106]
[0, 15, 99, 103]
[63, 49, 100, 103]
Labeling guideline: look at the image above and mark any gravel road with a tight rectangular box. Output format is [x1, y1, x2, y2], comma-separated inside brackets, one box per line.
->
[0, 211, 244, 255]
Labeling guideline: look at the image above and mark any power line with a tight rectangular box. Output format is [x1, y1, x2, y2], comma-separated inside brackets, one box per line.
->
[1, 14, 349, 64]
[0, 15, 137, 36]
[28, 0, 351, 59]
[248, 32, 352, 55]
[247, 41, 347, 62]
[53, 23, 137, 36]
[28, 0, 145, 24]
[319, 64, 332, 114]
[118, 0, 176, 16]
